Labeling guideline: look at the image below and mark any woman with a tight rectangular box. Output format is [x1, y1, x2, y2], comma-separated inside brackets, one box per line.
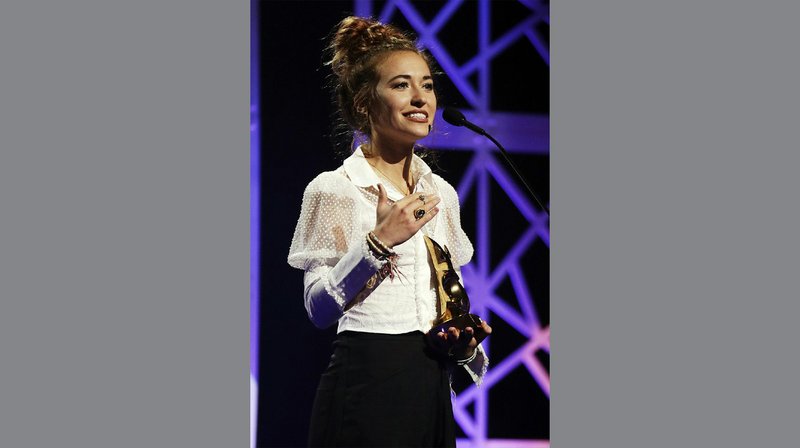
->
[288, 16, 490, 447]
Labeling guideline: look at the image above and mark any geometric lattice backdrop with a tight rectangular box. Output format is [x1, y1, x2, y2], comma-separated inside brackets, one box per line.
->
[354, 1, 550, 446]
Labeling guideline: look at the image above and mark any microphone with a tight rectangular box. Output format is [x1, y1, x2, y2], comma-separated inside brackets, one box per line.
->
[442, 107, 486, 135]
[441, 107, 550, 216]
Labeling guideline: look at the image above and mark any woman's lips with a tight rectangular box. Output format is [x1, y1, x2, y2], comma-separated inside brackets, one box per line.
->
[404, 112, 428, 122]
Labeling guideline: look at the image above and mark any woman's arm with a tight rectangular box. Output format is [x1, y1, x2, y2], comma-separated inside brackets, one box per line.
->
[289, 173, 385, 328]
[301, 237, 383, 328]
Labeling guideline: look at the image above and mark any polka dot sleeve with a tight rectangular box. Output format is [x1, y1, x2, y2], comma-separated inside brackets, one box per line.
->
[288, 171, 383, 328]
[288, 172, 362, 269]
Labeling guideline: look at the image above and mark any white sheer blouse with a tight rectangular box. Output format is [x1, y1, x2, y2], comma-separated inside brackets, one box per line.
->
[288, 147, 487, 383]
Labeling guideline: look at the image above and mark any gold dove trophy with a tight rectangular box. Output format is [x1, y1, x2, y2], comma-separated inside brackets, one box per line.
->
[423, 235, 488, 345]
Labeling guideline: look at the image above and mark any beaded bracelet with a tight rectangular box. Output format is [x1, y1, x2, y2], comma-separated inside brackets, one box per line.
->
[365, 232, 401, 281]
[366, 233, 390, 259]
[367, 231, 393, 255]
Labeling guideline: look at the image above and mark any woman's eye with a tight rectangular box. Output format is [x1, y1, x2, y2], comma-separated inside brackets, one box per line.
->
[391, 81, 434, 91]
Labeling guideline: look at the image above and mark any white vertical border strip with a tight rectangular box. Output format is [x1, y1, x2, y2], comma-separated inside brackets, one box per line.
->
[250, 1, 260, 447]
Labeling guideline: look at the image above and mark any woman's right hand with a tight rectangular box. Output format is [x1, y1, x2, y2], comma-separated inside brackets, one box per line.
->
[372, 184, 440, 248]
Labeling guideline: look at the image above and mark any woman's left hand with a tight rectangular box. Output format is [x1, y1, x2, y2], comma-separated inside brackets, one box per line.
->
[428, 320, 492, 361]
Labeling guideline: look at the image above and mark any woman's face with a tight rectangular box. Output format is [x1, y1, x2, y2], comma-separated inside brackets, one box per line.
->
[369, 51, 437, 146]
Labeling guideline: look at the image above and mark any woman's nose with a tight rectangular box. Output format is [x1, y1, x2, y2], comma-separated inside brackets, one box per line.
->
[411, 93, 427, 107]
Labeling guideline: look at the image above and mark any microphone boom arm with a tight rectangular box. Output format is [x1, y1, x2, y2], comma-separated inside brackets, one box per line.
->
[443, 108, 549, 217]
[482, 130, 550, 217]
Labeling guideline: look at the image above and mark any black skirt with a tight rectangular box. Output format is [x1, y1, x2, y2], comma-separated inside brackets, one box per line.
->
[308, 331, 456, 448]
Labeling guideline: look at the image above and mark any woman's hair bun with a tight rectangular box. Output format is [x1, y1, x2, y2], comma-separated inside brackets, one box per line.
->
[328, 16, 417, 79]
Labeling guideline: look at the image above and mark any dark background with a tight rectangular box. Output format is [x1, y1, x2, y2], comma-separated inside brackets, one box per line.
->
[257, 1, 549, 445]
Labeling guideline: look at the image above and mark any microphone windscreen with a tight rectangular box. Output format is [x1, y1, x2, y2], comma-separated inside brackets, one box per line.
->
[442, 107, 466, 127]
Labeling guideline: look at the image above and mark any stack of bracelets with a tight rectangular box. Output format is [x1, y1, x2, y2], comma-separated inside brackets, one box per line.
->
[366, 231, 400, 281]
[454, 348, 478, 365]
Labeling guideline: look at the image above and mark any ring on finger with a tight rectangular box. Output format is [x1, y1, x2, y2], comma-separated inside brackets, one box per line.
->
[414, 208, 426, 220]
[418, 194, 426, 204]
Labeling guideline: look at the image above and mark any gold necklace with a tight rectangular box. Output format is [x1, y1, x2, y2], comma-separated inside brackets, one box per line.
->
[368, 161, 413, 195]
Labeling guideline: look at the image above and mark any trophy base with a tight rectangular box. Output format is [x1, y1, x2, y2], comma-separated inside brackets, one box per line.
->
[431, 313, 488, 345]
